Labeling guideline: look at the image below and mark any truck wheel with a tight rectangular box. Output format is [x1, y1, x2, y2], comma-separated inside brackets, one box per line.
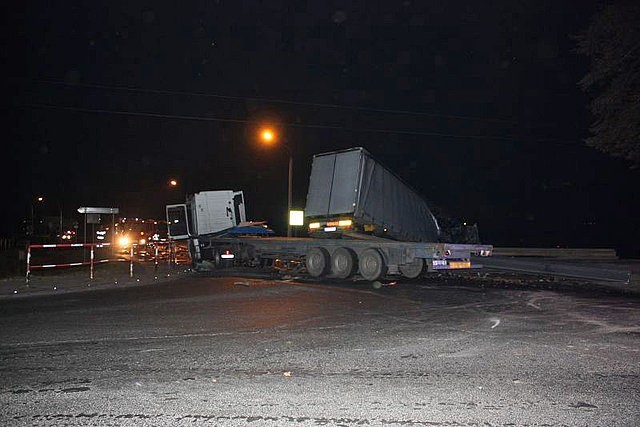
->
[331, 247, 358, 279]
[188, 240, 198, 268]
[306, 247, 330, 278]
[399, 258, 424, 279]
[358, 248, 387, 281]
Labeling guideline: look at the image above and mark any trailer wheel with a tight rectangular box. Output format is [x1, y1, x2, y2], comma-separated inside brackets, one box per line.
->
[358, 248, 387, 281]
[305, 247, 330, 277]
[331, 247, 358, 279]
[187, 240, 199, 268]
[399, 258, 424, 279]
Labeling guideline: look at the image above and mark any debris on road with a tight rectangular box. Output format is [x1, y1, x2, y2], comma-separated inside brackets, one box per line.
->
[490, 318, 501, 329]
[372, 280, 398, 289]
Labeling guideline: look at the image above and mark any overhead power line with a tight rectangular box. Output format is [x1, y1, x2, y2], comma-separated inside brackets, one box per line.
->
[36, 79, 519, 124]
[23, 103, 571, 144]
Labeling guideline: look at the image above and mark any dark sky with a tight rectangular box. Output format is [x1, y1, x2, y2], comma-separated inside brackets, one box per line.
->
[3, 1, 639, 255]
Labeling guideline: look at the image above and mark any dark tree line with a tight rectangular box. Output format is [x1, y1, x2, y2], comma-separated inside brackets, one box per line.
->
[576, 1, 640, 167]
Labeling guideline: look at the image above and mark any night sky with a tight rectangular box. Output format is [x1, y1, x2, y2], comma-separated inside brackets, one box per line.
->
[3, 1, 639, 256]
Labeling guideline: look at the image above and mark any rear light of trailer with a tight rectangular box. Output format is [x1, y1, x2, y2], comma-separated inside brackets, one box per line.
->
[221, 250, 234, 259]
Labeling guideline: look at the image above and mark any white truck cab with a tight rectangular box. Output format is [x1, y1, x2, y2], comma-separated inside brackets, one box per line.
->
[166, 190, 245, 239]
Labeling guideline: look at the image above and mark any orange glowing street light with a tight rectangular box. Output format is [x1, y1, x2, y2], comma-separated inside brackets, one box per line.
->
[260, 128, 275, 145]
[169, 179, 178, 187]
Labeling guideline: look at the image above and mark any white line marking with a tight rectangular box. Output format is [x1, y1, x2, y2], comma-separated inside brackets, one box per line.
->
[1, 330, 260, 349]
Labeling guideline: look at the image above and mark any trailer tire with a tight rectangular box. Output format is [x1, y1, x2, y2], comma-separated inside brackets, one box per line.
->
[305, 247, 330, 278]
[399, 258, 424, 279]
[188, 240, 199, 268]
[358, 248, 387, 281]
[331, 247, 358, 279]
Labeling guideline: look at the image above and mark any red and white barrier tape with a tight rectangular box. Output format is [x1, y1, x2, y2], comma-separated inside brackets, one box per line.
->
[28, 243, 112, 249]
[26, 243, 116, 283]
[29, 259, 112, 269]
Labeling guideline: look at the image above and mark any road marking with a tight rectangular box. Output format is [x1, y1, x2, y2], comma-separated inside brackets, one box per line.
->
[0, 330, 262, 349]
[526, 301, 542, 310]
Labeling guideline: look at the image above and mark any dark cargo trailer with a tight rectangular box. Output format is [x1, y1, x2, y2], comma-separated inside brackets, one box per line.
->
[305, 147, 440, 242]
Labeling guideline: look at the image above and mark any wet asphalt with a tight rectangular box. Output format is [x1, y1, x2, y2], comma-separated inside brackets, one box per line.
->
[0, 273, 639, 426]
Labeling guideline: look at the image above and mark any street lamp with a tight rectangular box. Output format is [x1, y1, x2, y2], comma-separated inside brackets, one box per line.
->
[260, 129, 275, 145]
[169, 179, 178, 187]
[259, 127, 293, 237]
[30, 196, 44, 238]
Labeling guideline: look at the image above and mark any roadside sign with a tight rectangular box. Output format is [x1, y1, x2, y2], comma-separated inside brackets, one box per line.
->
[77, 207, 119, 214]
[289, 210, 304, 226]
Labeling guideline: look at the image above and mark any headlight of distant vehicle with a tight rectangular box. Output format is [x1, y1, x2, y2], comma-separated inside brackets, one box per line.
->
[118, 236, 131, 247]
[139, 238, 146, 245]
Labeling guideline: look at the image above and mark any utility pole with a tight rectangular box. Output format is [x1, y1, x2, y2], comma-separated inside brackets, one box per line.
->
[287, 152, 293, 238]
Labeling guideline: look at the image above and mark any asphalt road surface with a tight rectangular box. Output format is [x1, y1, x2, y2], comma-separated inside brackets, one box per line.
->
[1, 273, 639, 426]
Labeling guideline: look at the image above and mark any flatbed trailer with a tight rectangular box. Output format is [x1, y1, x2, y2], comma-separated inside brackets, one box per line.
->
[170, 148, 493, 281]
[189, 233, 492, 281]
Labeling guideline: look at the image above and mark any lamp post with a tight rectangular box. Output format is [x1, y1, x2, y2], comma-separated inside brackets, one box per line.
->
[167, 177, 184, 207]
[259, 128, 293, 237]
[287, 153, 293, 237]
[167, 178, 181, 264]
[30, 196, 44, 239]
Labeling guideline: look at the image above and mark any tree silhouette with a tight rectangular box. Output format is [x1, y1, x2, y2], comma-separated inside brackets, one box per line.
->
[575, 1, 640, 167]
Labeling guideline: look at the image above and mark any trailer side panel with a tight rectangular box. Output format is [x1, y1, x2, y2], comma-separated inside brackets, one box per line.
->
[306, 147, 440, 242]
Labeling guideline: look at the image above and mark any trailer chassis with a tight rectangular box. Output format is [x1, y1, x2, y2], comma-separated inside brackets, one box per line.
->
[188, 235, 492, 281]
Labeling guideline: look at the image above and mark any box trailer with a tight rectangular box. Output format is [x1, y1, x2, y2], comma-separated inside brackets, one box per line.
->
[305, 147, 440, 242]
